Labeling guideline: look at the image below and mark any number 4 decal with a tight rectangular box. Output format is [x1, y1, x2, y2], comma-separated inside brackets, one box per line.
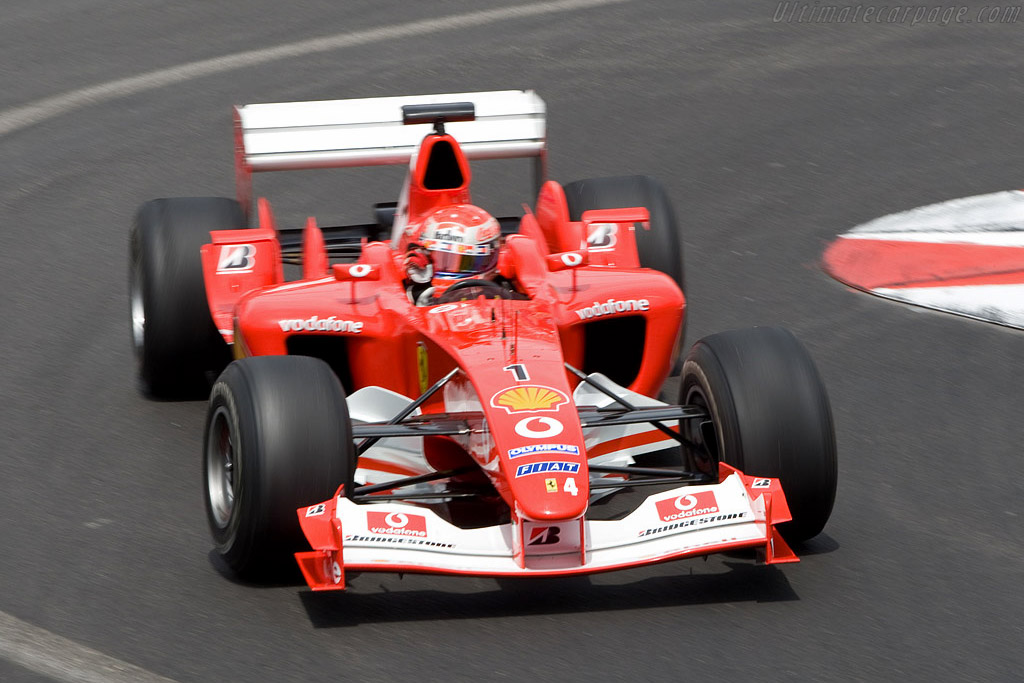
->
[503, 364, 530, 381]
[564, 478, 578, 496]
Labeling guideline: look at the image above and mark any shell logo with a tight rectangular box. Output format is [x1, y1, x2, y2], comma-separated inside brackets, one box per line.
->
[490, 385, 568, 414]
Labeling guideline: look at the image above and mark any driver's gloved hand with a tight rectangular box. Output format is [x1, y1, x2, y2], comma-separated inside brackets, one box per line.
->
[404, 243, 434, 284]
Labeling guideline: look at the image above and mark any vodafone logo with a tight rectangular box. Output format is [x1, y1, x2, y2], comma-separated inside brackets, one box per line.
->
[366, 511, 427, 537]
[514, 416, 564, 438]
[334, 263, 380, 280]
[277, 315, 364, 334]
[574, 298, 650, 320]
[655, 491, 719, 522]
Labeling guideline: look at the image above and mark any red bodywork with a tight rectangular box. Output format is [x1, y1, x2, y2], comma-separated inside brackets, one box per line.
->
[202, 129, 684, 524]
[200, 111, 795, 588]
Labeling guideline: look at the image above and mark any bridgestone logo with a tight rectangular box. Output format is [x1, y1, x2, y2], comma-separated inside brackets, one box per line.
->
[574, 298, 650, 320]
[345, 535, 453, 548]
[278, 316, 364, 333]
[638, 512, 747, 538]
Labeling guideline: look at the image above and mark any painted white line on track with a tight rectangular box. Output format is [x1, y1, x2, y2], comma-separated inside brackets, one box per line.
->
[0, 610, 177, 683]
[0, 0, 631, 138]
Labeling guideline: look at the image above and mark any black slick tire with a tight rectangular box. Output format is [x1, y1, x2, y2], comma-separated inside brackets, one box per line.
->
[203, 356, 355, 581]
[129, 197, 245, 398]
[679, 326, 837, 544]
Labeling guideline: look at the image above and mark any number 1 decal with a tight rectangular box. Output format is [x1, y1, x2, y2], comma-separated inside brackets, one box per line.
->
[503, 364, 530, 381]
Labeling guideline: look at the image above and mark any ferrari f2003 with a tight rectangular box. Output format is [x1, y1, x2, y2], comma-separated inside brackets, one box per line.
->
[129, 90, 837, 589]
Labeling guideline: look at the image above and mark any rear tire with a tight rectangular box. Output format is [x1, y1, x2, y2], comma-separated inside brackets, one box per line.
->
[679, 327, 837, 543]
[564, 175, 687, 382]
[203, 356, 355, 581]
[129, 197, 246, 398]
[563, 175, 684, 290]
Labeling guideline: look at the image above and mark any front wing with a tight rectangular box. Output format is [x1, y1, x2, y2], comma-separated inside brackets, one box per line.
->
[294, 471, 797, 591]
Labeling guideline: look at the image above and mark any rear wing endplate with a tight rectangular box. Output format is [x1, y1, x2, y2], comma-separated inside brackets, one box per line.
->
[234, 90, 547, 214]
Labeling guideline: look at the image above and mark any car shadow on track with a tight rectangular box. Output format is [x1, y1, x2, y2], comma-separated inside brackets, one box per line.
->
[206, 550, 309, 588]
[297, 559, 802, 628]
[790, 532, 839, 557]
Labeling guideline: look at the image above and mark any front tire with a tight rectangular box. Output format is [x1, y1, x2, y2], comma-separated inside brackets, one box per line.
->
[679, 327, 837, 543]
[130, 197, 246, 398]
[203, 356, 355, 580]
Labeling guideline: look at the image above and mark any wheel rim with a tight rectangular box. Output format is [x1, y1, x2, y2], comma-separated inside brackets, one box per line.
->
[206, 406, 236, 529]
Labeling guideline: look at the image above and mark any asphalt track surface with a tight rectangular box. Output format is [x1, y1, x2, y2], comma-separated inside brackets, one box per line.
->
[2, 1, 1023, 681]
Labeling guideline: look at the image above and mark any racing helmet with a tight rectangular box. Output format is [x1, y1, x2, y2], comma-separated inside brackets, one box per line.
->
[418, 204, 501, 279]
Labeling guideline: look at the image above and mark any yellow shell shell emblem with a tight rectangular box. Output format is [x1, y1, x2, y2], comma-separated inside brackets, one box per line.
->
[490, 385, 568, 413]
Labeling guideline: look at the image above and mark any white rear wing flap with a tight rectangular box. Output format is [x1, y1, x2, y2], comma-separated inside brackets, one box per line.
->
[234, 90, 547, 213]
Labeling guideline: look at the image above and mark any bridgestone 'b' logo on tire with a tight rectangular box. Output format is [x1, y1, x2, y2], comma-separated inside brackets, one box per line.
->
[366, 511, 427, 537]
[655, 491, 719, 522]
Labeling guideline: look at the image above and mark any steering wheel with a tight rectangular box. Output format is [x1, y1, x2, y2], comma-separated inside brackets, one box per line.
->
[435, 279, 513, 304]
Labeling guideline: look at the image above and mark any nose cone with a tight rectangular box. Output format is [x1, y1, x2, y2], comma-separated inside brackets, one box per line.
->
[427, 298, 591, 521]
[488, 391, 589, 521]
[508, 458, 589, 520]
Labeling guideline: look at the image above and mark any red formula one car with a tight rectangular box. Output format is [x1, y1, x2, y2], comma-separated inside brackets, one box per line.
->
[129, 91, 837, 588]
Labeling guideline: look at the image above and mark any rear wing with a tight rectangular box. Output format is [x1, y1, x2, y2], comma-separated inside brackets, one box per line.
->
[233, 90, 547, 216]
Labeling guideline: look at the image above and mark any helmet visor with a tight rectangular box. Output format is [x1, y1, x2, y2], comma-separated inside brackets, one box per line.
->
[422, 237, 499, 278]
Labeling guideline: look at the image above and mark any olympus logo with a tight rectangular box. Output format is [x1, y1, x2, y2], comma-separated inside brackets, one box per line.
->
[278, 315, 364, 333]
[574, 298, 650, 320]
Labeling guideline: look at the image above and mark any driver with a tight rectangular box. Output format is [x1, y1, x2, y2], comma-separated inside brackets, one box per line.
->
[403, 204, 502, 305]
